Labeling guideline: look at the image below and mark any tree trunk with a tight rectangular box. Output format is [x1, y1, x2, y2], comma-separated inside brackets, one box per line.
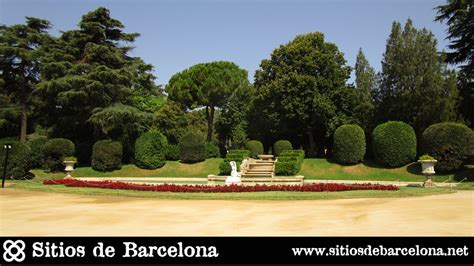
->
[206, 106, 215, 142]
[307, 130, 316, 158]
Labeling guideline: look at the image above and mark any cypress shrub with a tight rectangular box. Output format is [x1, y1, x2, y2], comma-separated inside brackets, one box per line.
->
[273, 140, 293, 156]
[372, 121, 416, 167]
[42, 138, 75, 172]
[245, 140, 264, 158]
[134, 131, 168, 169]
[91, 140, 123, 172]
[178, 131, 207, 163]
[333, 124, 366, 165]
[0, 140, 32, 179]
[421, 122, 474, 172]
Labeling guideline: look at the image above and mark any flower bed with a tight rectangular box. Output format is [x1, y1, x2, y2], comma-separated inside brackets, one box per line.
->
[43, 179, 399, 193]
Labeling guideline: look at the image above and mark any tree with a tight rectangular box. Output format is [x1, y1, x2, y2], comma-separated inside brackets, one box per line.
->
[166, 61, 249, 141]
[354, 48, 376, 130]
[36, 7, 156, 144]
[253, 32, 356, 157]
[0, 17, 51, 142]
[154, 100, 188, 144]
[377, 19, 459, 135]
[435, 0, 473, 124]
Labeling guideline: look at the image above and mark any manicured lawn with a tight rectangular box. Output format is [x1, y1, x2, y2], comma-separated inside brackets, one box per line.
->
[299, 159, 455, 182]
[31, 158, 222, 178]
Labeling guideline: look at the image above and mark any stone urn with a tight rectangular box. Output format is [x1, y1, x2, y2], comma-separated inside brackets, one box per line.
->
[63, 160, 76, 179]
[418, 159, 437, 187]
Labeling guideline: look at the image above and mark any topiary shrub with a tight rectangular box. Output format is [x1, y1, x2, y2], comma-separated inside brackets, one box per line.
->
[42, 138, 75, 172]
[372, 121, 416, 168]
[178, 131, 207, 163]
[91, 140, 123, 172]
[0, 140, 32, 179]
[275, 150, 305, 175]
[207, 142, 220, 158]
[333, 124, 366, 165]
[245, 140, 264, 158]
[26, 137, 48, 169]
[219, 150, 251, 175]
[273, 140, 293, 157]
[134, 131, 168, 169]
[165, 144, 180, 161]
[421, 122, 474, 173]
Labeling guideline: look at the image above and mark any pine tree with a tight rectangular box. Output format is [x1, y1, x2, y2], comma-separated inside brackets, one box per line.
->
[354, 48, 376, 130]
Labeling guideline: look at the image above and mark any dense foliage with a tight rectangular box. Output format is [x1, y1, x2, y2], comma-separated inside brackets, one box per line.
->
[219, 150, 251, 175]
[245, 140, 264, 158]
[372, 121, 417, 167]
[275, 150, 305, 176]
[165, 144, 180, 161]
[178, 131, 207, 163]
[333, 125, 366, 165]
[0, 140, 32, 179]
[91, 140, 122, 172]
[42, 138, 75, 171]
[26, 137, 48, 168]
[273, 140, 293, 157]
[421, 122, 474, 172]
[134, 131, 167, 169]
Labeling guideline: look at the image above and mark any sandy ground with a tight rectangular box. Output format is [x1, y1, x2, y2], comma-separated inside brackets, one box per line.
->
[0, 189, 473, 236]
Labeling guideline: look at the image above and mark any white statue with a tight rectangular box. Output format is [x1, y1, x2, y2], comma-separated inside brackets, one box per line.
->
[225, 161, 241, 185]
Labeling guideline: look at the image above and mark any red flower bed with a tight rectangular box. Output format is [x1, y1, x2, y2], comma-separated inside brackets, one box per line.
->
[43, 179, 399, 193]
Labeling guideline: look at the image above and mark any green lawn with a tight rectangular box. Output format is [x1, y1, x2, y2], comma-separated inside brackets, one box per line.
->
[299, 159, 456, 182]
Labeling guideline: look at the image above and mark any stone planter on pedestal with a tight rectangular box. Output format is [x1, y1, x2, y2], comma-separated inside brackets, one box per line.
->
[418, 159, 437, 187]
[63, 161, 76, 179]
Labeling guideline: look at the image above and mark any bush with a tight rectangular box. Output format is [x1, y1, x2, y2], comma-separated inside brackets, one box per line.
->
[421, 122, 474, 172]
[26, 137, 48, 169]
[178, 131, 207, 163]
[134, 131, 168, 169]
[333, 124, 366, 165]
[0, 141, 32, 179]
[372, 121, 416, 167]
[275, 150, 305, 175]
[165, 144, 179, 161]
[207, 142, 220, 158]
[42, 138, 75, 172]
[91, 140, 122, 172]
[219, 150, 251, 175]
[273, 140, 293, 156]
[245, 140, 264, 158]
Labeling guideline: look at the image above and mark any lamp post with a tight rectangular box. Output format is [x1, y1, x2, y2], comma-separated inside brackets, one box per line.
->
[2, 144, 12, 189]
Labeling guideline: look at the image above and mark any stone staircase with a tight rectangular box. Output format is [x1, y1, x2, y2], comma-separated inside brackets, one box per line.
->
[240, 157, 276, 178]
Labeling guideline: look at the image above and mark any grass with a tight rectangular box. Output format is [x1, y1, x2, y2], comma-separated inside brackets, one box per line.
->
[299, 159, 456, 182]
[9, 178, 455, 200]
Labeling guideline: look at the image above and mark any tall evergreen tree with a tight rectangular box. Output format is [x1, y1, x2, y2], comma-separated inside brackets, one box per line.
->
[36, 7, 156, 144]
[0, 17, 51, 142]
[354, 48, 376, 130]
[377, 19, 459, 135]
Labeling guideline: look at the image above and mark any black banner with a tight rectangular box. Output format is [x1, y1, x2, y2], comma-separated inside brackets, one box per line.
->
[0, 237, 472, 264]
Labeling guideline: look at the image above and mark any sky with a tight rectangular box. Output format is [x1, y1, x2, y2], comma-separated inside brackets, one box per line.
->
[1, 0, 449, 85]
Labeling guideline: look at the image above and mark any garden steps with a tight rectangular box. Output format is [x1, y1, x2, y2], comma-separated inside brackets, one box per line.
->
[240, 157, 276, 179]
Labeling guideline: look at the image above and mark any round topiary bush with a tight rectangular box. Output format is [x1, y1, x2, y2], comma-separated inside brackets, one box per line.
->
[42, 138, 75, 172]
[26, 137, 48, 169]
[372, 121, 416, 167]
[179, 131, 207, 163]
[273, 140, 293, 157]
[245, 140, 264, 158]
[165, 144, 180, 161]
[91, 140, 123, 172]
[0, 140, 32, 179]
[421, 122, 474, 173]
[134, 131, 168, 169]
[333, 124, 366, 165]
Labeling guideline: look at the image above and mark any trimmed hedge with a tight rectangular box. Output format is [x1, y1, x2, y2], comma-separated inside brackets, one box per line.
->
[42, 138, 75, 172]
[245, 140, 264, 158]
[207, 142, 220, 158]
[219, 150, 251, 175]
[91, 140, 123, 172]
[372, 121, 416, 168]
[26, 137, 48, 169]
[421, 122, 474, 172]
[178, 131, 207, 163]
[275, 150, 305, 176]
[134, 132, 167, 169]
[333, 124, 366, 165]
[273, 140, 293, 156]
[0, 140, 32, 179]
[165, 144, 179, 161]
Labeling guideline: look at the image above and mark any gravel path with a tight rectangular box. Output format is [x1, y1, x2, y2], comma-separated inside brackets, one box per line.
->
[1, 189, 472, 236]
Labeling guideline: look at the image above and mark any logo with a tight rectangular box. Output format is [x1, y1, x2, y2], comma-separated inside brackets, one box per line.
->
[3, 240, 26, 262]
